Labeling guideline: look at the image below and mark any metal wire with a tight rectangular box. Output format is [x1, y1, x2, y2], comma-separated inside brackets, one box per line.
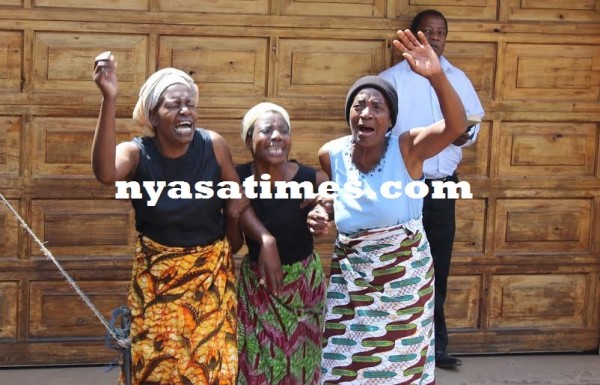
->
[0, 193, 130, 349]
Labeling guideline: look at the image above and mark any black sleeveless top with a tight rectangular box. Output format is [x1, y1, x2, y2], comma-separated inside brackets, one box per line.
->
[130, 129, 225, 247]
[236, 161, 316, 265]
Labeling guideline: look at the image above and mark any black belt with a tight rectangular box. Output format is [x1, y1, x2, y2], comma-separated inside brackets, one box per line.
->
[424, 172, 458, 184]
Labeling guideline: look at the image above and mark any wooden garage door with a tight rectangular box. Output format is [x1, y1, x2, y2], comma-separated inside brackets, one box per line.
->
[0, 0, 599, 365]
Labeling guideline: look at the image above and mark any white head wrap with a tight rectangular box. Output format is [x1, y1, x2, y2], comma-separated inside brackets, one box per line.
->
[132, 68, 198, 137]
[240, 102, 291, 142]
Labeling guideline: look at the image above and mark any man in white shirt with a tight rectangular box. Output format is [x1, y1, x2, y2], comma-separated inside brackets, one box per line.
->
[380, 9, 485, 370]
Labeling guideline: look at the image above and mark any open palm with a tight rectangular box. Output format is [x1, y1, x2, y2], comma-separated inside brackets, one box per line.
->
[392, 30, 441, 79]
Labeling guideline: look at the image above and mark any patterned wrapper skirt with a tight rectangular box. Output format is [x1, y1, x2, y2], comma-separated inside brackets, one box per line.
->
[120, 235, 238, 385]
[237, 252, 326, 385]
[321, 218, 435, 385]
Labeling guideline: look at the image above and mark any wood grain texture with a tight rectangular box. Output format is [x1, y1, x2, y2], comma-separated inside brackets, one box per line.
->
[0, 0, 598, 365]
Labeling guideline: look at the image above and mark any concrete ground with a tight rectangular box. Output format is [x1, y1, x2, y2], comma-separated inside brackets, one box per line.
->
[1, 353, 599, 385]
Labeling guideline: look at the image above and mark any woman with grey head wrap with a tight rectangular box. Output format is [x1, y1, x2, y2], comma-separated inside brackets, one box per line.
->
[91, 52, 278, 385]
[234, 102, 328, 385]
[307, 29, 467, 385]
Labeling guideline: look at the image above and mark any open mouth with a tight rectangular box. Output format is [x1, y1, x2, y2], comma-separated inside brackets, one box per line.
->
[357, 126, 376, 137]
[266, 146, 285, 156]
[175, 121, 193, 135]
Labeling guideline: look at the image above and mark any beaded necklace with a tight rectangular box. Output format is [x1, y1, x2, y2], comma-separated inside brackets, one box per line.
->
[344, 135, 391, 177]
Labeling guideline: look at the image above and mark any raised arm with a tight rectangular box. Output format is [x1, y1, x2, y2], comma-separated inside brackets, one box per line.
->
[393, 30, 466, 178]
[91, 51, 139, 185]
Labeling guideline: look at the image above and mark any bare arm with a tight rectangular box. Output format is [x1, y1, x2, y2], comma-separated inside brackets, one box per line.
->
[91, 51, 139, 184]
[392, 30, 466, 179]
[209, 130, 248, 253]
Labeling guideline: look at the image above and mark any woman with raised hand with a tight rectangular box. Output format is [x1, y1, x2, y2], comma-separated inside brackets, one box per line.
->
[92, 52, 277, 385]
[308, 29, 466, 385]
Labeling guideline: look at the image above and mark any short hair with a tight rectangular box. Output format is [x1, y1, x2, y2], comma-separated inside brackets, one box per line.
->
[410, 9, 448, 34]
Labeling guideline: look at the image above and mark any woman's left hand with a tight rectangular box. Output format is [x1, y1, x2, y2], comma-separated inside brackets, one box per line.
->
[258, 236, 283, 295]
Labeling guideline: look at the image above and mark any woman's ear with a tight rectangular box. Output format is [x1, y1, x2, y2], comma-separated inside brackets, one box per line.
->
[245, 131, 253, 151]
[150, 110, 159, 127]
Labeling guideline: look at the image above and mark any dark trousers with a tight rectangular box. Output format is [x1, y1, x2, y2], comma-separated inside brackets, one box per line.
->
[423, 174, 457, 354]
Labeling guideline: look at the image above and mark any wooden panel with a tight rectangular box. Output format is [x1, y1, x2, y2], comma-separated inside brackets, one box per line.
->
[0, 281, 18, 340]
[288, 120, 351, 168]
[454, 198, 486, 254]
[498, 122, 597, 177]
[396, 0, 498, 19]
[505, 0, 600, 22]
[0, 116, 21, 177]
[0, 0, 597, 364]
[503, 43, 600, 101]
[0, 31, 22, 93]
[277, 39, 387, 97]
[34, 0, 149, 10]
[32, 117, 137, 177]
[0, 199, 20, 259]
[159, 36, 269, 98]
[156, 0, 269, 14]
[29, 280, 129, 338]
[494, 198, 592, 255]
[29, 200, 135, 258]
[489, 274, 588, 328]
[281, 0, 385, 17]
[446, 275, 482, 329]
[199, 119, 252, 166]
[0, 341, 119, 365]
[444, 42, 496, 103]
[33, 33, 148, 95]
[0, 0, 22, 6]
[458, 120, 490, 178]
[315, 232, 337, 276]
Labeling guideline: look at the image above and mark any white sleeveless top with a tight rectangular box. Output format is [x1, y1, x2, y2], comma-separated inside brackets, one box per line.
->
[328, 135, 423, 235]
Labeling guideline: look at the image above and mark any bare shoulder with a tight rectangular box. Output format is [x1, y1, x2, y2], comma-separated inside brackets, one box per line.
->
[204, 129, 235, 168]
[398, 131, 413, 160]
[318, 140, 333, 158]
[317, 140, 335, 178]
[114, 140, 141, 181]
[205, 129, 229, 152]
[117, 139, 140, 149]
[206, 129, 226, 146]
[116, 140, 141, 162]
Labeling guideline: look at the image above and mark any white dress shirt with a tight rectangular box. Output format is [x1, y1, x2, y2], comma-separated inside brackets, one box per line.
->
[379, 57, 485, 179]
